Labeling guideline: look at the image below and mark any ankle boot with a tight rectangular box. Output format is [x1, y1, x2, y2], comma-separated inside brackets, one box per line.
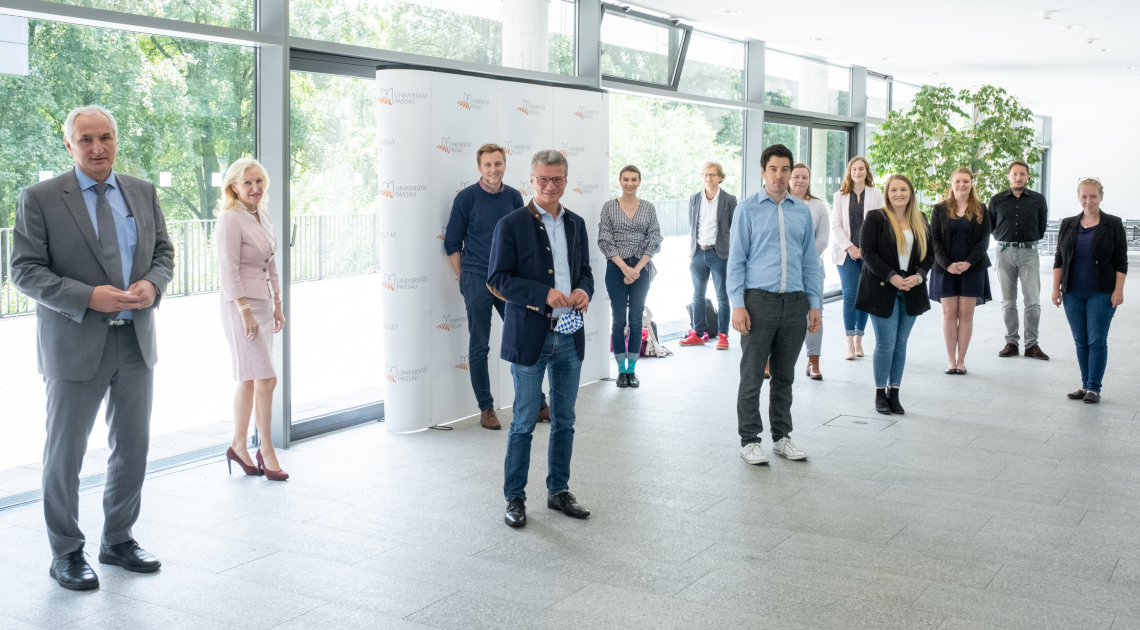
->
[875, 388, 892, 415]
[888, 388, 905, 415]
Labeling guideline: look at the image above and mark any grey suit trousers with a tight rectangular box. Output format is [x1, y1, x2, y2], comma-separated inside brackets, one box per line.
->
[43, 324, 152, 558]
[737, 289, 809, 446]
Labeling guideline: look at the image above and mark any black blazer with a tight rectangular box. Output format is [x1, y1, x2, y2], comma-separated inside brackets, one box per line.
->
[688, 190, 737, 259]
[855, 209, 934, 318]
[487, 201, 594, 366]
[930, 202, 992, 274]
[1053, 212, 1129, 294]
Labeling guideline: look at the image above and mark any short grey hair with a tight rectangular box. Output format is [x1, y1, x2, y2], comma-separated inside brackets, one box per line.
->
[64, 105, 118, 141]
[531, 149, 568, 174]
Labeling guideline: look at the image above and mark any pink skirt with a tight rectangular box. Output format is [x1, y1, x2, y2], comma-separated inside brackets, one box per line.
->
[221, 296, 276, 381]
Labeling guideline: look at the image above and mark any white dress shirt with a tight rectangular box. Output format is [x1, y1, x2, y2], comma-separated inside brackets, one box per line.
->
[697, 189, 719, 247]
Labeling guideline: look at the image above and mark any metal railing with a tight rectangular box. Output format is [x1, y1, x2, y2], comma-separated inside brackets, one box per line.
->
[1, 213, 381, 318]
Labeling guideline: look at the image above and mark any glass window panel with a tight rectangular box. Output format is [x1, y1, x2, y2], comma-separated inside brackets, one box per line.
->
[763, 122, 810, 165]
[600, 10, 686, 85]
[677, 32, 744, 101]
[764, 50, 850, 116]
[867, 76, 890, 120]
[35, 0, 252, 29]
[291, 0, 576, 76]
[892, 81, 921, 114]
[0, 17, 253, 496]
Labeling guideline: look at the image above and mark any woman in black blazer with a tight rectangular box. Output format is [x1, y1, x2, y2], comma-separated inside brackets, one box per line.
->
[929, 167, 993, 375]
[855, 174, 933, 415]
[1050, 178, 1128, 404]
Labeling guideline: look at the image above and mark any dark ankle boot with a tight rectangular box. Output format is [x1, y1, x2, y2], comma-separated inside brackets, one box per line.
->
[875, 388, 892, 415]
[888, 388, 905, 415]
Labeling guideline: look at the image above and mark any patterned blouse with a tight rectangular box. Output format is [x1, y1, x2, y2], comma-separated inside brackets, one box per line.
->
[597, 198, 663, 280]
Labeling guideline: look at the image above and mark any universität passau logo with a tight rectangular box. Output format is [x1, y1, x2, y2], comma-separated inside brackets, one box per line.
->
[502, 140, 531, 156]
[377, 88, 428, 106]
[559, 143, 586, 158]
[386, 364, 429, 382]
[571, 181, 602, 196]
[380, 180, 429, 198]
[435, 137, 472, 154]
[516, 99, 546, 116]
[455, 355, 469, 370]
[454, 181, 470, 194]
[573, 105, 601, 120]
[382, 273, 396, 291]
[457, 93, 491, 110]
[437, 314, 467, 331]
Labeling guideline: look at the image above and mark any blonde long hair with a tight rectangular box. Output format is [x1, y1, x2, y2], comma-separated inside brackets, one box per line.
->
[880, 173, 927, 261]
[939, 166, 985, 224]
[215, 157, 270, 215]
[839, 156, 874, 195]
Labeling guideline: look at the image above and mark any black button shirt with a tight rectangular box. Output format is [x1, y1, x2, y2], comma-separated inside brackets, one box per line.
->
[988, 188, 1048, 243]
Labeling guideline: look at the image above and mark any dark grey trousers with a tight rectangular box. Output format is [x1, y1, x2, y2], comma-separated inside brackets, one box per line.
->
[43, 324, 153, 558]
[737, 289, 809, 446]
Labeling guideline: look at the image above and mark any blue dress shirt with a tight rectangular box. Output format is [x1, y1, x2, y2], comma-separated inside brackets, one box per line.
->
[727, 189, 822, 310]
[75, 167, 137, 319]
[538, 204, 572, 320]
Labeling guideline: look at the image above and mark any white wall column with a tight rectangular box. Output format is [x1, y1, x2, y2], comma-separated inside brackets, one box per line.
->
[502, 0, 549, 73]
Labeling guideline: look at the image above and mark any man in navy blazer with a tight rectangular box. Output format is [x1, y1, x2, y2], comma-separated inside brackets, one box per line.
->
[487, 149, 593, 529]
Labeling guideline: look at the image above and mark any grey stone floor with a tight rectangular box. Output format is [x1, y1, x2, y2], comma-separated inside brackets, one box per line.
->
[1, 264, 1139, 629]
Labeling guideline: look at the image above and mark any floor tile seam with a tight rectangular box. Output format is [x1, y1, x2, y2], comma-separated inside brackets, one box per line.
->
[215, 548, 284, 575]
[874, 483, 1091, 520]
[390, 586, 463, 623]
[981, 575, 1135, 622]
[910, 579, 1122, 623]
[0, 611, 49, 630]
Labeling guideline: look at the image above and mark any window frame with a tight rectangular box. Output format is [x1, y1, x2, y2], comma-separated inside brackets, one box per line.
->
[599, 2, 692, 91]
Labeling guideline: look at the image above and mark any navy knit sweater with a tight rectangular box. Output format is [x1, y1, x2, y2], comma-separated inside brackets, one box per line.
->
[443, 183, 525, 276]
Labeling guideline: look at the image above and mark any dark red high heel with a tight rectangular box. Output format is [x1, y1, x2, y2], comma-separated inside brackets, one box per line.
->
[256, 450, 289, 481]
[226, 447, 261, 476]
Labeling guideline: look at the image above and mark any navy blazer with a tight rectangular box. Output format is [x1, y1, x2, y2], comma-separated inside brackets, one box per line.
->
[487, 200, 594, 366]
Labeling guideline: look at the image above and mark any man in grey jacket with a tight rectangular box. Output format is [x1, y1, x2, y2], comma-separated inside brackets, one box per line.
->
[11, 105, 175, 590]
[679, 161, 737, 349]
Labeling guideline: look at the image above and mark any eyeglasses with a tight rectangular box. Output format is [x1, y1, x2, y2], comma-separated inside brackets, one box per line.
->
[700, 173, 721, 179]
[533, 176, 567, 187]
[1078, 176, 1100, 182]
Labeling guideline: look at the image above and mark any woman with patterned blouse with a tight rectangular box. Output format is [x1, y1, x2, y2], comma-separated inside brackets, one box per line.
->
[598, 165, 663, 388]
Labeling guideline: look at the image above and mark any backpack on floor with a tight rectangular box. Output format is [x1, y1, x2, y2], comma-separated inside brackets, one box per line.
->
[641, 306, 672, 358]
[686, 298, 719, 337]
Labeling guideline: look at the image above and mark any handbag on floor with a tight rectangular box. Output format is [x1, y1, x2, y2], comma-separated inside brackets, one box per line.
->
[641, 306, 672, 358]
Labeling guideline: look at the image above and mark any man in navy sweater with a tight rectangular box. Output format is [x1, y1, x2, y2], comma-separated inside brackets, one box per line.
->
[444, 143, 548, 430]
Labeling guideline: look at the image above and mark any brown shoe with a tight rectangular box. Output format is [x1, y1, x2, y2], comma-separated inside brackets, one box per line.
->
[480, 408, 501, 430]
[806, 356, 822, 380]
[998, 342, 1019, 357]
[764, 361, 770, 379]
[1024, 344, 1049, 360]
[536, 406, 551, 423]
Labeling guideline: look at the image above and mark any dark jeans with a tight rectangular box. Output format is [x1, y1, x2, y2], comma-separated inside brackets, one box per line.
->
[1063, 292, 1116, 392]
[837, 256, 869, 335]
[504, 331, 581, 501]
[690, 248, 731, 335]
[605, 259, 652, 361]
[869, 291, 918, 388]
[737, 289, 809, 446]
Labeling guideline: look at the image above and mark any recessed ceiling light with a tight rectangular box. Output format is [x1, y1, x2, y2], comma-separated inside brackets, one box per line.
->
[881, 57, 892, 60]
[1099, 48, 1117, 53]
[1083, 38, 1099, 44]
[1059, 24, 1084, 29]
[713, 8, 743, 13]
[1124, 66, 1140, 69]
[808, 37, 831, 42]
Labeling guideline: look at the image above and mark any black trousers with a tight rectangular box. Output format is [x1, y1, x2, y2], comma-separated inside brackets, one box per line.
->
[737, 289, 809, 446]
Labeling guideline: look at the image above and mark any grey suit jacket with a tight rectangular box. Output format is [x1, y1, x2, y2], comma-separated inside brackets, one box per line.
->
[688, 190, 737, 259]
[10, 168, 175, 381]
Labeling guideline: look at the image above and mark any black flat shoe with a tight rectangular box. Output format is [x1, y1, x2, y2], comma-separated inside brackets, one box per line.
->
[1083, 391, 1101, 404]
[505, 498, 526, 528]
[547, 491, 590, 518]
[98, 540, 161, 573]
[1067, 389, 1087, 400]
[625, 372, 640, 388]
[875, 388, 892, 415]
[888, 388, 905, 415]
[616, 372, 629, 388]
[944, 367, 956, 374]
[956, 368, 967, 375]
[50, 548, 99, 590]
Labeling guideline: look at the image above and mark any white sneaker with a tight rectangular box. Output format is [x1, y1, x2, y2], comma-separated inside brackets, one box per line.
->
[773, 438, 808, 461]
[740, 443, 768, 465]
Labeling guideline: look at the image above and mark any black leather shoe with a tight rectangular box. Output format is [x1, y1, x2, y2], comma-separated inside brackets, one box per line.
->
[505, 498, 526, 528]
[888, 388, 905, 415]
[1083, 390, 1101, 404]
[1067, 388, 1087, 400]
[50, 548, 99, 591]
[98, 540, 161, 573]
[616, 372, 629, 388]
[875, 388, 892, 415]
[547, 491, 590, 518]
[625, 372, 640, 388]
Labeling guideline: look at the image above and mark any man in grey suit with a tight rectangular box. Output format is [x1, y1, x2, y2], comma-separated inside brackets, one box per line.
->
[10, 105, 175, 590]
[679, 161, 737, 350]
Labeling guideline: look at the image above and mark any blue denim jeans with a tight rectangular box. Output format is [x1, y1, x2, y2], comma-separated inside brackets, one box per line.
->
[461, 271, 545, 412]
[1063, 292, 1117, 392]
[504, 331, 582, 501]
[837, 256, 869, 336]
[689, 248, 730, 335]
[869, 291, 918, 388]
[605, 259, 652, 362]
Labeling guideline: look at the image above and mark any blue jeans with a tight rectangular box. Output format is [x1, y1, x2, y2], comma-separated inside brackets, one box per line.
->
[837, 256, 869, 336]
[1063, 292, 1116, 392]
[689, 248, 730, 335]
[869, 291, 918, 388]
[605, 259, 652, 362]
[504, 331, 582, 501]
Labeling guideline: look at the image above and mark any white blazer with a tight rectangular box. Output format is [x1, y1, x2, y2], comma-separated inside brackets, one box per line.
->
[828, 186, 885, 265]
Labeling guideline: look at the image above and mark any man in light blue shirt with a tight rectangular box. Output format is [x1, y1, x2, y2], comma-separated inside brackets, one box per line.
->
[74, 168, 138, 320]
[728, 144, 822, 465]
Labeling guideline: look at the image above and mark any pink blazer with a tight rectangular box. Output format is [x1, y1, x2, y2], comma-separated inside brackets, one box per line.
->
[216, 209, 280, 302]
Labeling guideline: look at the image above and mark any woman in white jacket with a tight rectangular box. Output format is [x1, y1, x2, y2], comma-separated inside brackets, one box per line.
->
[791, 163, 829, 380]
[829, 156, 884, 360]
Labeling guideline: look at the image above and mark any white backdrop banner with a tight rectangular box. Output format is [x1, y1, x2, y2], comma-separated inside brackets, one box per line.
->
[377, 68, 610, 432]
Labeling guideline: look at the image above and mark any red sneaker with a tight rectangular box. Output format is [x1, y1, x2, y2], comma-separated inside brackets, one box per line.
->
[716, 333, 729, 350]
[679, 330, 706, 346]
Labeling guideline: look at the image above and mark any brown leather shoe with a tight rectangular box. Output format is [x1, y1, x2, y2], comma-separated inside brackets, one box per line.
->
[1024, 344, 1049, 360]
[806, 355, 822, 380]
[998, 342, 1019, 357]
[536, 406, 551, 423]
[764, 361, 770, 379]
[480, 408, 501, 430]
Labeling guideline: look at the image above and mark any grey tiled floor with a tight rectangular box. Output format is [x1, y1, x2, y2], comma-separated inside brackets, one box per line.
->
[2, 265, 1139, 629]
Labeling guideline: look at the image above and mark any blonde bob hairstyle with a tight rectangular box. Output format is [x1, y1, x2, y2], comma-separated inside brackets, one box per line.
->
[215, 158, 270, 215]
[939, 166, 986, 224]
[879, 173, 927, 261]
[839, 156, 875, 195]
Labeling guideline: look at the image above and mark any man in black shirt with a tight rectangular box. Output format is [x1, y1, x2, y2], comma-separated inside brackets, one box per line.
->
[987, 160, 1050, 360]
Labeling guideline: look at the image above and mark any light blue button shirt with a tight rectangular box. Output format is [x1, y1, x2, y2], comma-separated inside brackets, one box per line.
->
[75, 168, 137, 319]
[727, 188, 822, 310]
[537, 204, 572, 320]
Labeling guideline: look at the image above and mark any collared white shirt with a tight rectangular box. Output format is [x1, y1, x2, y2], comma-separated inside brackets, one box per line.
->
[537, 204, 573, 320]
[698, 188, 720, 246]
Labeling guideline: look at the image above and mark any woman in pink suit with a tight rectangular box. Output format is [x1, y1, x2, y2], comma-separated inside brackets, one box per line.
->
[216, 158, 288, 480]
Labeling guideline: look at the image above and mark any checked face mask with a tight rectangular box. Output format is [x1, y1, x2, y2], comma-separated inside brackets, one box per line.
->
[554, 310, 584, 335]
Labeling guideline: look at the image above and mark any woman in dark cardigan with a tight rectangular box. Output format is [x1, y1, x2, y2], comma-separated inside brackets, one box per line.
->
[1051, 178, 1128, 404]
[856, 174, 934, 415]
[929, 167, 993, 375]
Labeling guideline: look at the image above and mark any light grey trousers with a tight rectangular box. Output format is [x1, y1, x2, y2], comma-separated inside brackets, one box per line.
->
[43, 324, 153, 558]
[995, 245, 1042, 347]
